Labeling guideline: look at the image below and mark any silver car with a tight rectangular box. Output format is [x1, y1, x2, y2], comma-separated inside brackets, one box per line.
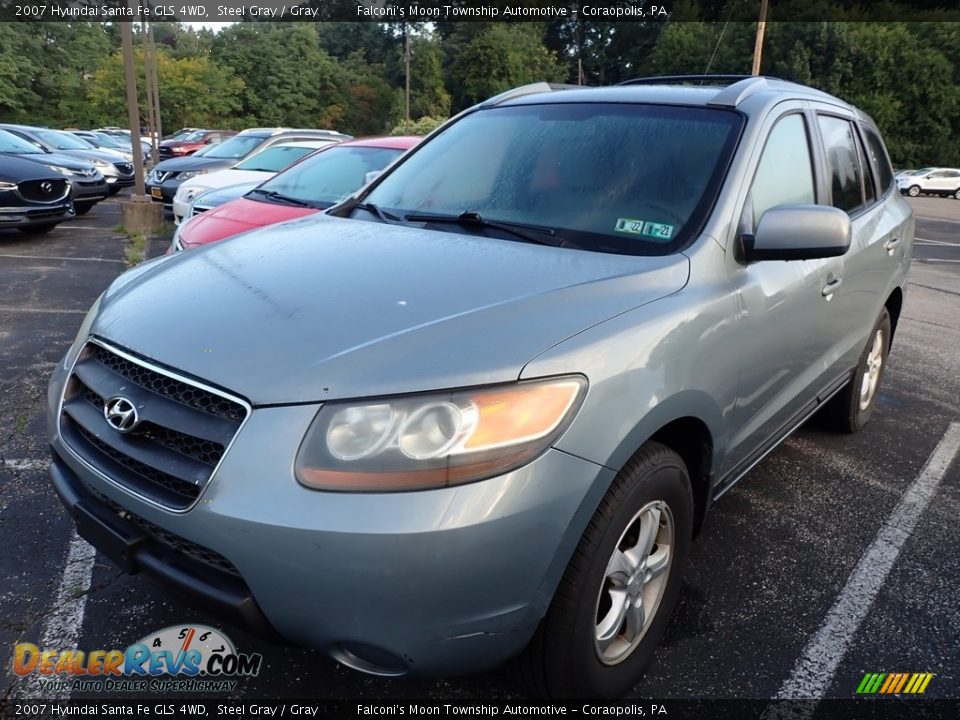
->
[47, 76, 912, 697]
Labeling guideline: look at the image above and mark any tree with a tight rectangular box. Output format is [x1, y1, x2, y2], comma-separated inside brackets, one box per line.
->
[448, 24, 566, 110]
[88, 49, 244, 130]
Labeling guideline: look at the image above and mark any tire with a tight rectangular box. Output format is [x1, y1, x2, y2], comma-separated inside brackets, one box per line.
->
[821, 308, 891, 433]
[953, 188, 960, 200]
[18, 223, 57, 235]
[108, 185, 121, 196]
[519, 442, 693, 698]
[907, 185, 921, 197]
[73, 203, 93, 216]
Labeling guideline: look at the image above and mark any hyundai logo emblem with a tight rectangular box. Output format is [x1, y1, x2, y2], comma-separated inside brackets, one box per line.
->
[104, 396, 140, 433]
[40, 181, 53, 194]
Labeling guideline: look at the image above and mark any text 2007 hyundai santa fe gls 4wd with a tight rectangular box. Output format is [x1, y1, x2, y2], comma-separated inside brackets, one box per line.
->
[48, 76, 913, 697]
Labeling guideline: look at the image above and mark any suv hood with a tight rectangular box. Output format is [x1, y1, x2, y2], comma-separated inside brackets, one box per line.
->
[152, 156, 234, 173]
[0, 153, 71, 182]
[94, 216, 689, 405]
[15, 152, 95, 173]
[52, 148, 126, 163]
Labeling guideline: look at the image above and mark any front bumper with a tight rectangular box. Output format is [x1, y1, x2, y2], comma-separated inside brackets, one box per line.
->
[0, 203, 74, 227]
[146, 179, 179, 210]
[47, 359, 611, 675]
[172, 194, 193, 223]
[70, 178, 109, 203]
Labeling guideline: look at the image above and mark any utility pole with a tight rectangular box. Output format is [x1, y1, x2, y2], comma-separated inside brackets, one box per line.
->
[121, 21, 145, 197]
[141, 20, 158, 163]
[404, 24, 411, 130]
[120, 7, 162, 233]
[751, 0, 769, 76]
[147, 21, 163, 161]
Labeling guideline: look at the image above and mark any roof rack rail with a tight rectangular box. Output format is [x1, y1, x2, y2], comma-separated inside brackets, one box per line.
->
[618, 75, 756, 86]
[480, 82, 582, 108]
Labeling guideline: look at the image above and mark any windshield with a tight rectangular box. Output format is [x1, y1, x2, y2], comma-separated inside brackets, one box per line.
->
[202, 135, 263, 159]
[364, 103, 742, 255]
[180, 130, 206, 142]
[257, 145, 405, 207]
[92, 133, 123, 149]
[34, 129, 92, 150]
[234, 145, 321, 172]
[0, 129, 46, 154]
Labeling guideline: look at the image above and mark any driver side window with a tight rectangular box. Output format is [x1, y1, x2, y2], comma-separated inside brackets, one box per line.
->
[743, 114, 817, 233]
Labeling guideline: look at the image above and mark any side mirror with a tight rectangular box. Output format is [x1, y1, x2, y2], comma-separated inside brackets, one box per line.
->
[738, 205, 851, 262]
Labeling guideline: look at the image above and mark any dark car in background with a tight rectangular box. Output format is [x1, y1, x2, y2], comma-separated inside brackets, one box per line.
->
[0, 129, 107, 215]
[147, 128, 351, 211]
[158, 129, 236, 159]
[0, 124, 134, 194]
[0, 153, 74, 235]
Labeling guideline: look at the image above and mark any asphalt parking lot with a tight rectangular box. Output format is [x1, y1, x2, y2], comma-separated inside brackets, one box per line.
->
[1, 194, 958, 704]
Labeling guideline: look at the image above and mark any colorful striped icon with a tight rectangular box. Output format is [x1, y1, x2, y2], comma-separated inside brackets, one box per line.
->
[856, 672, 933, 694]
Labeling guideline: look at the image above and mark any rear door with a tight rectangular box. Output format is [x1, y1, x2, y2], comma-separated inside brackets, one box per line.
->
[811, 113, 899, 370]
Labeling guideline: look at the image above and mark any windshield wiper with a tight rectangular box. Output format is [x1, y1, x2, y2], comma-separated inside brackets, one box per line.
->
[403, 210, 565, 247]
[248, 188, 312, 208]
[353, 202, 401, 224]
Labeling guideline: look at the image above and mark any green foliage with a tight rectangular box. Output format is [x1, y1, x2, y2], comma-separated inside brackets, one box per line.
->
[88, 50, 243, 130]
[448, 24, 566, 110]
[0, 16, 959, 166]
[389, 116, 448, 136]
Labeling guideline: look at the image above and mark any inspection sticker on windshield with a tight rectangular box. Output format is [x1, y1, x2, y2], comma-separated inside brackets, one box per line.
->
[614, 218, 674, 240]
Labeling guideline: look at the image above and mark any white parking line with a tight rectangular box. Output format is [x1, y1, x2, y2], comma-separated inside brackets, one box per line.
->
[57, 226, 123, 232]
[0, 306, 87, 314]
[2, 459, 49, 471]
[0, 253, 123, 264]
[771, 422, 960, 707]
[914, 237, 958, 246]
[16, 530, 97, 700]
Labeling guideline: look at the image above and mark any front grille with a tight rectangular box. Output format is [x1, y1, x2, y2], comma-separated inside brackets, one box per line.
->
[149, 170, 170, 184]
[59, 341, 248, 510]
[18, 179, 69, 203]
[114, 162, 133, 175]
[90, 487, 241, 577]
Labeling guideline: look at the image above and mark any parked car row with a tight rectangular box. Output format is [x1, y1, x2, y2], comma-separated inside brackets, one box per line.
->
[0, 128, 109, 232]
[172, 136, 420, 250]
[896, 166, 960, 198]
[146, 127, 351, 218]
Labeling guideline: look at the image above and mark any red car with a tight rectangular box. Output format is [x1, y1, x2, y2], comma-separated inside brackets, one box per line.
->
[173, 136, 420, 252]
[158, 129, 237, 159]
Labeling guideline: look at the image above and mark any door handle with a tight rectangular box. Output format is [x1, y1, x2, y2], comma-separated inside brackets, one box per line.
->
[822, 278, 842, 298]
[884, 237, 901, 254]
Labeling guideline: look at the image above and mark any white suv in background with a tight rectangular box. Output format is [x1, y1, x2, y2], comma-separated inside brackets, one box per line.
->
[898, 167, 960, 198]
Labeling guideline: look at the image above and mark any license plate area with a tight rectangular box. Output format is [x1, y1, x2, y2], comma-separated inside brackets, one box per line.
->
[150, 187, 162, 200]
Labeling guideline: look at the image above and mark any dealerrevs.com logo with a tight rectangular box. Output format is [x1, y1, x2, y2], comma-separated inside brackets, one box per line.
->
[13, 624, 262, 693]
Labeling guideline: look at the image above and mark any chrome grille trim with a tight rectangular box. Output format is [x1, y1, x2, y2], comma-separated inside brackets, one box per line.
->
[57, 338, 252, 513]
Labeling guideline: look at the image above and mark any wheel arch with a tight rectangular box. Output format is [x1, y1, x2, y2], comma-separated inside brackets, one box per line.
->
[885, 286, 904, 344]
[599, 391, 722, 539]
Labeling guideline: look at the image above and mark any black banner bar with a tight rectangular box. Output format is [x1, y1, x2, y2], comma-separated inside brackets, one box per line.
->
[2, 700, 959, 720]
[1, 0, 960, 23]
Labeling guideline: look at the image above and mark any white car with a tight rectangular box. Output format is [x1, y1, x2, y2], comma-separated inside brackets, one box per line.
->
[172, 140, 336, 222]
[897, 167, 960, 199]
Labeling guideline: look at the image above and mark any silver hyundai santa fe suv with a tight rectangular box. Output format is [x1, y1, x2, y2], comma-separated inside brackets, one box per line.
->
[47, 76, 913, 697]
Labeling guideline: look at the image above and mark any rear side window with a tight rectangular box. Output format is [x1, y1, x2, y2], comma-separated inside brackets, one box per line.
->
[862, 127, 895, 194]
[817, 116, 865, 214]
[748, 114, 816, 230]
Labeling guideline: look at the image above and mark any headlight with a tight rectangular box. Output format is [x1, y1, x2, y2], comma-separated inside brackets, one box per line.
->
[92, 159, 112, 169]
[63, 292, 103, 369]
[0, 181, 17, 190]
[295, 376, 586, 492]
[47, 165, 71, 176]
[178, 170, 206, 182]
